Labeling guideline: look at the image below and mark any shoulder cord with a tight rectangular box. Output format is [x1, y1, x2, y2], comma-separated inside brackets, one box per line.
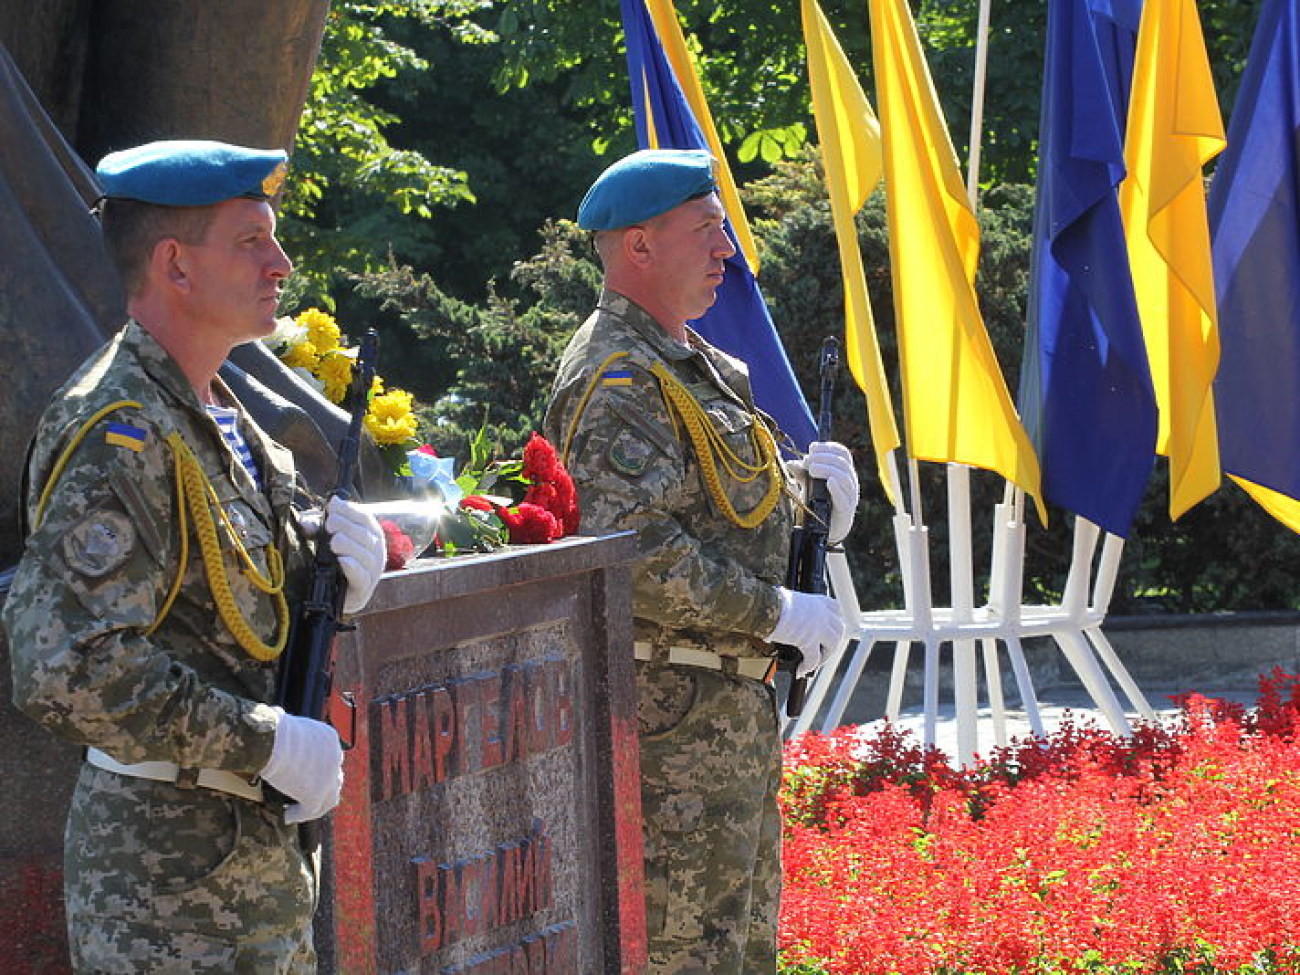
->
[561, 352, 785, 530]
[649, 362, 784, 529]
[166, 432, 289, 662]
[32, 400, 288, 660]
[34, 400, 143, 530]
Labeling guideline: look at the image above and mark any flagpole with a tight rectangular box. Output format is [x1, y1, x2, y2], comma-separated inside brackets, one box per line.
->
[966, 0, 992, 205]
[936, 0, 993, 766]
[962, 0, 1120, 755]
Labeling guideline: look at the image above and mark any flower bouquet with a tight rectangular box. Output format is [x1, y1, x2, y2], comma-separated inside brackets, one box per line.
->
[264, 309, 580, 569]
[263, 307, 421, 473]
[406, 426, 581, 557]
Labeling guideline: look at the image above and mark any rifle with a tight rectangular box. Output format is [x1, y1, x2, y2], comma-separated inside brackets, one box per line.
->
[776, 336, 840, 718]
[275, 327, 379, 746]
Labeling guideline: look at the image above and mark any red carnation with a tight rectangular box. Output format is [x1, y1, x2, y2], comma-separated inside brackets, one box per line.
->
[522, 432, 562, 482]
[498, 502, 562, 544]
[519, 432, 580, 537]
[380, 519, 414, 571]
[555, 475, 580, 535]
[459, 495, 494, 512]
[524, 480, 558, 510]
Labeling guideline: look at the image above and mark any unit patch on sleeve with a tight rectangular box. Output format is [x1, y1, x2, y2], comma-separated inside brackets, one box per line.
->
[60, 510, 137, 579]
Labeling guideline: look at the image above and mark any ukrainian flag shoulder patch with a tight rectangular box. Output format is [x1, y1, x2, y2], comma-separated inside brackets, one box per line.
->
[104, 422, 147, 452]
[601, 369, 634, 388]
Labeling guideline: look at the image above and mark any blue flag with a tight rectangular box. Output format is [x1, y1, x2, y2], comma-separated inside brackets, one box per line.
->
[620, 0, 817, 448]
[1091, 0, 1142, 123]
[1209, 0, 1300, 512]
[1019, 0, 1156, 537]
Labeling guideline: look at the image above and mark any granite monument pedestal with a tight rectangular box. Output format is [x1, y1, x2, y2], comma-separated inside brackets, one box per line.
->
[0, 533, 647, 975]
[322, 532, 647, 973]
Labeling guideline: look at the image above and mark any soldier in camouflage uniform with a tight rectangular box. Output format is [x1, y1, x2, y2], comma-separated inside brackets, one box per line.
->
[1, 141, 386, 973]
[543, 148, 860, 974]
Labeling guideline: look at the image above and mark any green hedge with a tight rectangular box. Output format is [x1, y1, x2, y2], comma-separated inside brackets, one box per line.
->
[351, 153, 1300, 614]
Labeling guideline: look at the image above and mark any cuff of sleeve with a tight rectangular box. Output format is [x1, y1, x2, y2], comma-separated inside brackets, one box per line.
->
[235, 700, 281, 777]
[751, 585, 783, 643]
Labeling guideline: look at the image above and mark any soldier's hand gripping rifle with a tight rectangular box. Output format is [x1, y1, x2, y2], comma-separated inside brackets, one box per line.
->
[775, 336, 840, 718]
[274, 328, 380, 746]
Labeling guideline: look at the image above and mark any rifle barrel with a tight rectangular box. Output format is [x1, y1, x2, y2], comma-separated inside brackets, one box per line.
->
[779, 336, 841, 719]
[276, 329, 380, 724]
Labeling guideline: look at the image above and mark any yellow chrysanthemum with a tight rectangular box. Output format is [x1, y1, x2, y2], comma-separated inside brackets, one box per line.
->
[296, 307, 341, 356]
[313, 350, 355, 404]
[280, 338, 318, 371]
[365, 388, 419, 445]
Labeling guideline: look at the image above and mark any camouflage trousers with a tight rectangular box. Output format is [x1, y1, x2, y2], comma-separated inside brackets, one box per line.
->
[635, 659, 783, 975]
[63, 763, 318, 973]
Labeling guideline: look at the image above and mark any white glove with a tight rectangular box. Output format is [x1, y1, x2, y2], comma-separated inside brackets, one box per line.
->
[260, 708, 344, 825]
[766, 587, 845, 678]
[802, 441, 860, 545]
[324, 496, 386, 614]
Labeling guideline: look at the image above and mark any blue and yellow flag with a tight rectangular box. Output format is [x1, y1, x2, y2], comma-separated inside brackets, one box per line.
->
[1019, 0, 1155, 537]
[1209, 0, 1300, 531]
[620, 0, 817, 448]
[640, 0, 760, 275]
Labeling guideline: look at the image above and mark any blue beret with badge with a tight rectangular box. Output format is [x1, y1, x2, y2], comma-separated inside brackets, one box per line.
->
[95, 139, 289, 207]
[577, 148, 717, 231]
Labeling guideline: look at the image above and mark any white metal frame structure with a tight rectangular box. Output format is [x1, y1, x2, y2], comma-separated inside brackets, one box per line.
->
[786, 488, 1157, 766]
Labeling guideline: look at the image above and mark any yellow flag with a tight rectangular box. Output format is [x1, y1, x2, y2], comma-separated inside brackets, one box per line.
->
[867, 0, 1045, 522]
[1118, 0, 1225, 520]
[1231, 476, 1300, 534]
[801, 0, 899, 499]
[642, 0, 761, 273]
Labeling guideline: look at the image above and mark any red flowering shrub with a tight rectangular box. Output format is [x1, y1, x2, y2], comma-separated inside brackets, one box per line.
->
[779, 669, 1300, 974]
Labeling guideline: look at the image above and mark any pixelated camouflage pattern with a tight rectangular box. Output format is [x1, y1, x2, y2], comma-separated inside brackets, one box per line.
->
[2, 321, 318, 971]
[64, 766, 316, 973]
[543, 290, 796, 654]
[543, 291, 795, 973]
[635, 662, 783, 974]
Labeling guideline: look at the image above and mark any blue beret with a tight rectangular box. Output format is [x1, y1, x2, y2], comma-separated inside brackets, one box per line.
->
[95, 139, 289, 206]
[577, 148, 717, 230]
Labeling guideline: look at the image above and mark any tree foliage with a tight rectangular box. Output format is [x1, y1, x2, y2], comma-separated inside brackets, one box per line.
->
[351, 220, 600, 462]
[283, 0, 1269, 302]
[284, 0, 1299, 612]
[488, 0, 1263, 184]
[278, 1, 493, 307]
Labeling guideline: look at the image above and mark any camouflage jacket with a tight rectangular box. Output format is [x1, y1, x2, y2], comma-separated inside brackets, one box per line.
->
[2, 321, 311, 776]
[543, 290, 796, 658]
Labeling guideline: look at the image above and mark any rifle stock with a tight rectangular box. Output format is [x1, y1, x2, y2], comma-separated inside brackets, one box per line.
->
[775, 336, 839, 718]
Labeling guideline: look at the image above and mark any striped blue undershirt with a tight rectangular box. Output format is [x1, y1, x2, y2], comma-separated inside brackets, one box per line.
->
[206, 405, 263, 491]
